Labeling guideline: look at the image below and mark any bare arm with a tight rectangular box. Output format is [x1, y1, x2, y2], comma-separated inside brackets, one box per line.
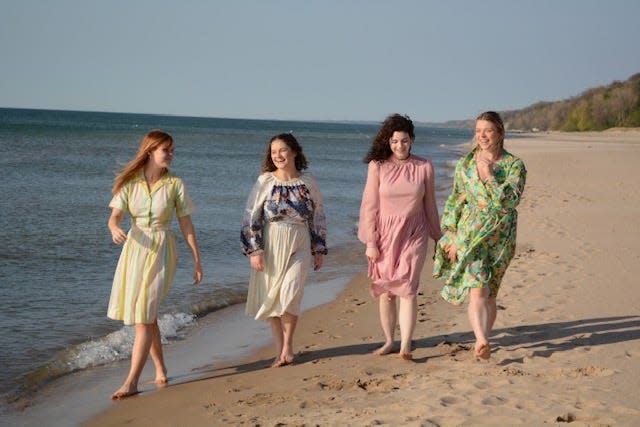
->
[423, 160, 443, 242]
[178, 215, 203, 285]
[108, 208, 127, 245]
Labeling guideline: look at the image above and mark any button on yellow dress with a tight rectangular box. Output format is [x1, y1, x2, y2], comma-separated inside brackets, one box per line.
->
[107, 171, 194, 325]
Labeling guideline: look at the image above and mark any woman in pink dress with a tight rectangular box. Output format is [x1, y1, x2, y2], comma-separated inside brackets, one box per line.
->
[358, 114, 442, 360]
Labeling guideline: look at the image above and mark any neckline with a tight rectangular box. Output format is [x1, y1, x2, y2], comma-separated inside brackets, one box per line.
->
[389, 154, 413, 164]
[271, 172, 303, 184]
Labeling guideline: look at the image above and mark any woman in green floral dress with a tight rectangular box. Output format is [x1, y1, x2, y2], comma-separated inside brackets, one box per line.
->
[433, 111, 526, 360]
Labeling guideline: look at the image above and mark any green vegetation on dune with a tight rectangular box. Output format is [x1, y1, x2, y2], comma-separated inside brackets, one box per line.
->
[503, 72, 640, 132]
[434, 72, 640, 132]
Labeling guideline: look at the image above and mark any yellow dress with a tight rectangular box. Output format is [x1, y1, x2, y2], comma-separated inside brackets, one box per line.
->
[107, 171, 194, 325]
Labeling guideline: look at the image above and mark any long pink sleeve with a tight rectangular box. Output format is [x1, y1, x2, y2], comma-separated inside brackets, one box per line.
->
[357, 161, 380, 247]
[423, 160, 443, 242]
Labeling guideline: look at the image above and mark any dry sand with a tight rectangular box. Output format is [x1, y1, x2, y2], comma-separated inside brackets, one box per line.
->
[87, 130, 640, 426]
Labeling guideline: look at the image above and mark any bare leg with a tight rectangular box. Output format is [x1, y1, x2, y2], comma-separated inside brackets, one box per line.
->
[373, 293, 397, 355]
[149, 320, 167, 384]
[468, 288, 491, 359]
[279, 312, 298, 364]
[398, 296, 417, 358]
[487, 296, 497, 334]
[270, 317, 284, 367]
[111, 323, 153, 399]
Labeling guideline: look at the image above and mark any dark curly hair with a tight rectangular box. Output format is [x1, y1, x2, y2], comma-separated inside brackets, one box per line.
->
[364, 114, 415, 163]
[261, 133, 308, 173]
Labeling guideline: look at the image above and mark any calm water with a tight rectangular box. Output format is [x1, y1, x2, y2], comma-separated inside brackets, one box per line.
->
[0, 108, 471, 408]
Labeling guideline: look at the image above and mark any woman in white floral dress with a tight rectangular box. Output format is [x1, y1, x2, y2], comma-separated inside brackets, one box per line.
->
[241, 133, 327, 367]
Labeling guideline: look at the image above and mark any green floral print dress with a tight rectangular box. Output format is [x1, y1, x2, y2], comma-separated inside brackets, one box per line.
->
[433, 148, 526, 305]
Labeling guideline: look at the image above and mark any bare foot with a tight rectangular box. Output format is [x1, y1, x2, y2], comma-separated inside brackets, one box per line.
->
[153, 375, 168, 389]
[111, 383, 139, 400]
[271, 355, 294, 368]
[372, 342, 394, 356]
[270, 357, 282, 368]
[475, 342, 491, 360]
[399, 352, 413, 361]
[154, 373, 168, 384]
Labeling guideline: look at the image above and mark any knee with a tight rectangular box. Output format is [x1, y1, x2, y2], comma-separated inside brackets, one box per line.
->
[468, 288, 490, 305]
[381, 293, 396, 303]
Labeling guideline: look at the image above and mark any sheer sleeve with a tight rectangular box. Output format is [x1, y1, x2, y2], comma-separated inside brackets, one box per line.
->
[304, 173, 328, 255]
[240, 174, 271, 256]
[357, 161, 380, 247]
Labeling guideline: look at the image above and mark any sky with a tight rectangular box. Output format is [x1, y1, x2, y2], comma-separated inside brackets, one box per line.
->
[1, 0, 639, 123]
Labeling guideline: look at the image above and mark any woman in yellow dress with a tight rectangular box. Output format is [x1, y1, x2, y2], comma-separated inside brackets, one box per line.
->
[242, 133, 327, 367]
[107, 130, 203, 399]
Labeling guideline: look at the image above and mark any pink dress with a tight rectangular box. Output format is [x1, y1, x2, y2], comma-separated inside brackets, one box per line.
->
[358, 155, 442, 298]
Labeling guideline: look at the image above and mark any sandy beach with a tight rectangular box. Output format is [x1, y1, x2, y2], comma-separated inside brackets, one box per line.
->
[87, 130, 640, 426]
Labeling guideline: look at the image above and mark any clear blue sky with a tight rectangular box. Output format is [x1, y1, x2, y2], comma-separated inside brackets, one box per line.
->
[1, 0, 639, 122]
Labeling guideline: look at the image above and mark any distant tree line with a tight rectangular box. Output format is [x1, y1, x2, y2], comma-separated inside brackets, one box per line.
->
[434, 72, 640, 132]
[502, 72, 640, 131]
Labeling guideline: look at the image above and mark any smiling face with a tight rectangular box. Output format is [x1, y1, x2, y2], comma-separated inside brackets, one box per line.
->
[148, 142, 174, 169]
[475, 119, 503, 153]
[389, 131, 412, 160]
[270, 138, 297, 172]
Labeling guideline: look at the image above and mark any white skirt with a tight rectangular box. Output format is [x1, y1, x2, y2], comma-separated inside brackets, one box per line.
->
[245, 221, 311, 321]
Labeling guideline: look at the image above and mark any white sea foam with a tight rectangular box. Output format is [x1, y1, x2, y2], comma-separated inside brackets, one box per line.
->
[60, 312, 196, 372]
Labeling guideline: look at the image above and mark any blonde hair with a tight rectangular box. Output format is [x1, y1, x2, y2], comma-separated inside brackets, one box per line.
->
[473, 111, 505, 151]
[112, 130, 173, 195]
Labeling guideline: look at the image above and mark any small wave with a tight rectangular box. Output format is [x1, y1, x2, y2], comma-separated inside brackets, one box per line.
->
[62, 312, 196, 370]
[4, 312, 196, 406]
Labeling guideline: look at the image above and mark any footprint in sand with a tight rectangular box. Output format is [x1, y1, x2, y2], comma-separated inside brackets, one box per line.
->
[439, 396, 462, 407]
[556, 412, 577, 423]
[481, 395, 507, 405]
[473, 381, 491, 390]
[565, 366, 615, 378]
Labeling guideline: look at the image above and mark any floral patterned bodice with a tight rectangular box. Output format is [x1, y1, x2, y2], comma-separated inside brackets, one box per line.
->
[241, 172, 327, 256]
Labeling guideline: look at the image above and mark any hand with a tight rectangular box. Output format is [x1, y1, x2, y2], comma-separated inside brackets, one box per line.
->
[110, 227, 127, 245]
[250, 253, 264, 272]
[192, 262, 203, 285]
[365, 246, 379, 261]
[475, 155, 495, 182]
[446, 243, 458, 263]
[313, 253, 324, 271]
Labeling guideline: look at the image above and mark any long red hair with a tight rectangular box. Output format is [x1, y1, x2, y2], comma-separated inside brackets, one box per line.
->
[112, 130, 173, 195]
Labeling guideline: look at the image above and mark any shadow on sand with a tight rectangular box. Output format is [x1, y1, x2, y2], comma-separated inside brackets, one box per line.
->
[165, 314, 640, 386]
